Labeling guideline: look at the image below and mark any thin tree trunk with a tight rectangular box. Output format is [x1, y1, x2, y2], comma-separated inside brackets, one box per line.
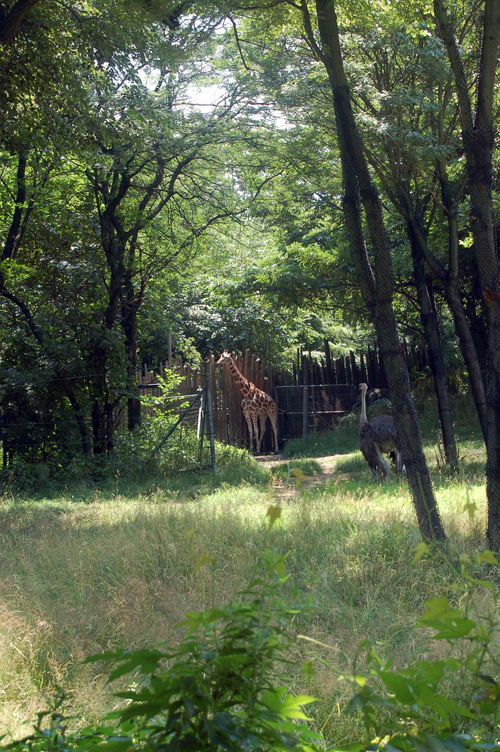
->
[2, 154, 27, 260]
[92, 400, 106, 455]
[122, 275, 142, 431]
[306, 0, 446, 540]
[65, 388, 92, 457]
[435, 0, 500, 547]
[106, 403, 114, 453]
[435, 158, 489, 445]
[365, 114, 488, 445]
[408, 227, 458, 468]
[401, 210, 488, 444]
[443, 275, 488, 442]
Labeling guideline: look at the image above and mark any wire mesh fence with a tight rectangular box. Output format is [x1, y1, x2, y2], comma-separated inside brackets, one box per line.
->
[276, 384, 357, 441]
[1, 341, 427, 465]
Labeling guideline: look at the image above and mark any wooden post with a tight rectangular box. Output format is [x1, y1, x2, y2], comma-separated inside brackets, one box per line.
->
[204, 359, 216, 473]
[197, 388, 205, 465]
[345, 355, 352, 385]
[267, 335, 272, 394]
[350, 351, 357, 385]
[302, 385, 309, 438]
[168, 332, 172, 368]
[324, 339, 334, 384]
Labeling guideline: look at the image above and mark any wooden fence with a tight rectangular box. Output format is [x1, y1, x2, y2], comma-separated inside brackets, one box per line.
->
[137, 339, 431, 452]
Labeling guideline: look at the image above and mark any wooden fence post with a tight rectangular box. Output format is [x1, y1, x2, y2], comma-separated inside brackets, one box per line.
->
[203, 359, 216, 473]
[302, 385, 309, 438]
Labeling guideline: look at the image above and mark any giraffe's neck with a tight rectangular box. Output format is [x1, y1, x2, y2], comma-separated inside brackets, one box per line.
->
[228, 358, 252, 397]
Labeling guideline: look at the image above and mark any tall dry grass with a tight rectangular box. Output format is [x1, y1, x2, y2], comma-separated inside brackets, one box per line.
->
[0, 429, 490, 743]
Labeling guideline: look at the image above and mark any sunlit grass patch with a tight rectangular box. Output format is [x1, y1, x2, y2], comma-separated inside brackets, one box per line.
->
[268, 458, 324, 480]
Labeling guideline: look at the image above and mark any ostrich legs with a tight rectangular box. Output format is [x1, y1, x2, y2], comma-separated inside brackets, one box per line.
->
[358, 383, 405, 479]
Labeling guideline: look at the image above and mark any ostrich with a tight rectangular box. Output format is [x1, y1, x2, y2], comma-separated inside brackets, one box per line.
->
[358, 383, 405, 479]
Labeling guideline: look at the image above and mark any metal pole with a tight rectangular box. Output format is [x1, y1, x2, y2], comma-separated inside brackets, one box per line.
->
[196, 388, 204, 438]
[197, 389, 206, 466]
[204, 359, 217, 473]
[302, 385, 309, 439]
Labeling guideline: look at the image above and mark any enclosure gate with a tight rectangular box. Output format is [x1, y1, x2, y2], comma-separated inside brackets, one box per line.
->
[150, 360, 216, 472]
[275, 384, 357, 441]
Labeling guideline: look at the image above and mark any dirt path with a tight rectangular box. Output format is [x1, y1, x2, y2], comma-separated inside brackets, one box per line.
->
[254, 454, 343, 499]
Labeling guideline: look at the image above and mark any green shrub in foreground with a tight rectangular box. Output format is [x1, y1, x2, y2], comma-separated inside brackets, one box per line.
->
[2, 551, 320, 752]
[330, 546, 500, 752]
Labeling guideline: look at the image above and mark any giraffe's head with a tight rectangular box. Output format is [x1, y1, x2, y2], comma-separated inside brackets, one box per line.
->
[217, 350, 232, 365]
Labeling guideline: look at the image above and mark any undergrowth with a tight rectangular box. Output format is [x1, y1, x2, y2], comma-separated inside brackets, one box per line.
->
[3, 546, 500, 752]
[0, 394, 491, 744]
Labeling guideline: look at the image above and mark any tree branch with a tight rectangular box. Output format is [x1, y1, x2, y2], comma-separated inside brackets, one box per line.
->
[0, 0, 42, 44]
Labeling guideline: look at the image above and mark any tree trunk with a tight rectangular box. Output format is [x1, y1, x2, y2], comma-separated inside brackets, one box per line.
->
[0, 0, 42, 44]
[443, 275, 488, 443]
[434, 0, 500, 547]
[401, 209, 488, 444]
[2, 154, 27, 260]
[65, 387, 92, 457]
[122, 274, 142, 431]
[408, 227, 458, 468]
[309, 0, 446, 541]
[92, 400, 106, 455]
[435, 162, 489, 445]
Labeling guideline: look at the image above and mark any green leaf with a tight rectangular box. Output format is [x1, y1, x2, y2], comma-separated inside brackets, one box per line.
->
[266, 504, 282, 527]
[476, 550, 499, 565]
[195, 552, 215, 572]
[419, 597, 451, 622]
[375, 671, 417, 704]
[262, 688, 316, 719]
[430, 618, 476, 640]
[412, 541, 430, 563]
[302, 660, 315, 685]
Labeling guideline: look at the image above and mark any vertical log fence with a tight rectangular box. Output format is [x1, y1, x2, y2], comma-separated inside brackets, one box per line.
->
[137, 340, 431, 452]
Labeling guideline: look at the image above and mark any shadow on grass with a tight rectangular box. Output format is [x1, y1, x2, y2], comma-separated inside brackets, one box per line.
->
[282, 421, 359, 459]
[0, 455, 270, 504]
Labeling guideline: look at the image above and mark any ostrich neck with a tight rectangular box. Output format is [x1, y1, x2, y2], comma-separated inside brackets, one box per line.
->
[360, 389, 367, 424]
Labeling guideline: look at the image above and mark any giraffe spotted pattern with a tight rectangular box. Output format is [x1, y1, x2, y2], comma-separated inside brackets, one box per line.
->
[217, 351, 279, 454]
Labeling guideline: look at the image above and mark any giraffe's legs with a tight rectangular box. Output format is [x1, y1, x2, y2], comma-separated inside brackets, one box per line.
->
[251, 413, 260, 453]
[257, 414, 268, 454]
[244, 411, 254, 452]
[269, 413, 279, 454]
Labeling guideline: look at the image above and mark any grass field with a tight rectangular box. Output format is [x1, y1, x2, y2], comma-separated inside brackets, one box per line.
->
[0, 394, 492, 744]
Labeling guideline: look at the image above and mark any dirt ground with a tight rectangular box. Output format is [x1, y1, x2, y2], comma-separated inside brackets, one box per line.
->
[254, 453, 343, 499]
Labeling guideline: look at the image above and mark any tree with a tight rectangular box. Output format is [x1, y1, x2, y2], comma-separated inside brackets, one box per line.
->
[295, 0, 446, 540]
[348, 20, 488, 452]
[0, 0, 284, 461]
[433, 0, 500, 546]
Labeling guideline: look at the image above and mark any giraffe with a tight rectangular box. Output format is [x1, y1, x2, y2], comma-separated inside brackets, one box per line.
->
[217, 351, 279, 454]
